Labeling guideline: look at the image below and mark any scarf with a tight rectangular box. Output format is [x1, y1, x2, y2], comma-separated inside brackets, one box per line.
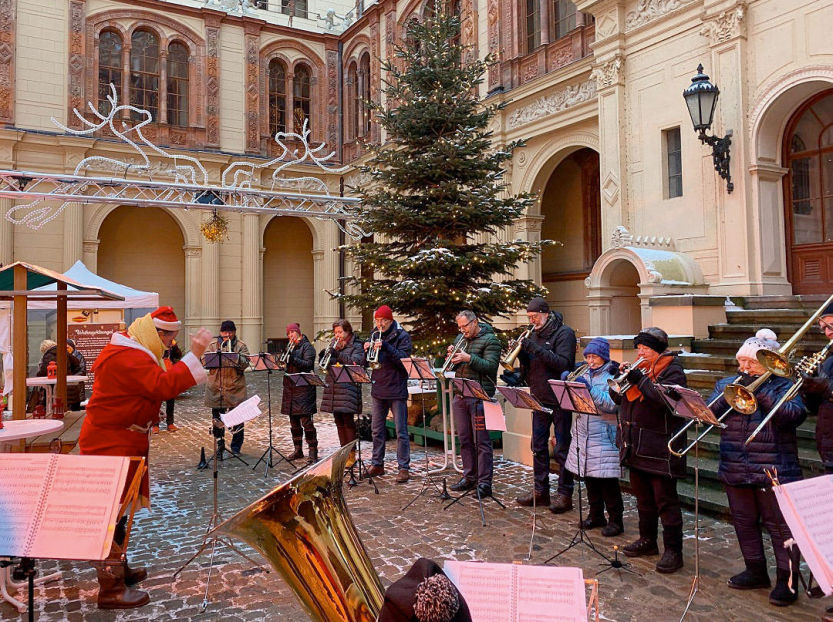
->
[127, 313, 166, 370]
[625, 352, 674, 402]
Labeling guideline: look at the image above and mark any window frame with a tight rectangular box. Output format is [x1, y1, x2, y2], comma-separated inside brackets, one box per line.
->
[662, 126, 683, 199]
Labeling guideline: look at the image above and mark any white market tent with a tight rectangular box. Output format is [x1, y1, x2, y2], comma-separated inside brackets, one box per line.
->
[28, 261, 158, 309]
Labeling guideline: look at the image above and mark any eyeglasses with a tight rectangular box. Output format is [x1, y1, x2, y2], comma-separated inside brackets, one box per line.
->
[819, 318, 833, 332]
[458, 318, 476, 332]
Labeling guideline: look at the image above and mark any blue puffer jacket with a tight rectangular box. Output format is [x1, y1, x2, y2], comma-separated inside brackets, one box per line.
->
[368, 321, 413, 400]
[564, 361, 620, 479]
[710, 374, 806, 487]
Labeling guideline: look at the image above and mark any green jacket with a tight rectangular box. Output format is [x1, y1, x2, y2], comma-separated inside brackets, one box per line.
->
[454, 322, 501, 397]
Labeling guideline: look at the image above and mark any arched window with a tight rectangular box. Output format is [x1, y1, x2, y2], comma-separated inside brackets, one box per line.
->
[268, 58, 287, 137]
[98, 30, 122, 115]
[293, 65, 311, 133]
[552, 0, 577, 40]
[359, 53, 371, 137]
[167, 42, 189, 127]
[347, 62, 359, 140]
[130, 29, 160, 120]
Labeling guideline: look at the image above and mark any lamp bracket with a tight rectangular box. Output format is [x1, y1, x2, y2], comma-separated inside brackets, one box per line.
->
[698, 128, 733, 193]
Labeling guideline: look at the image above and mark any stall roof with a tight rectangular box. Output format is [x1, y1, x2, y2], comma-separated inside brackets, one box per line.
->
[0, 262, 124, 302]
[29, 261, 156, 309]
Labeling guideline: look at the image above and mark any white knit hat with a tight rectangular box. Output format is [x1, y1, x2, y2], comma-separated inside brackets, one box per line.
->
[736, 328, 779, 361]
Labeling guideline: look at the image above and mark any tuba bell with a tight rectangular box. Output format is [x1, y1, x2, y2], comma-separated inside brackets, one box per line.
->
[212, 443, 384, 622]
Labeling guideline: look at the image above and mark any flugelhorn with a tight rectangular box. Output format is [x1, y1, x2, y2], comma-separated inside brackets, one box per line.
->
[212, 443, 384, 622]
[500, 324, 533, 371]
[318, 337, 338, 371]
[366, 329, 382, 370]
[278, 339, 296, 370]
[566, 363, 590, 382]
[607, 357, 647, 395]
[440, 333, 467, 376]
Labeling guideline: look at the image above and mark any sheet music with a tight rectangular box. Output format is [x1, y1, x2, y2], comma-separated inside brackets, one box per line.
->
[444, 561, 586, 622]
[774, 475, 833, 594]
[0, 454, 53, 556]
[220, 395, 262, 428]
[483, 400, 506, 431]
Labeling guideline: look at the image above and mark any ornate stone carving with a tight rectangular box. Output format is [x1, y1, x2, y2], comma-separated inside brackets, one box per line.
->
[595, 13, 617, 39]
[590, 55, 624, 90]
[700, 5, 746, 44]
[67, 0, 86, 129]
[602, 171, 620, 206]
[521, 57, 538, 84]
[326, 48, 338, 151]
[610, 225, 674, 250]
[205, 24, 221, 147]
[610, 225, 633, 248]
[0, 0, 14, 124]
[507, 80, 597, 129]
[624, 0, 695, 32]
[370, 20, 381, 143]
[487, 0, 499, 88]
[548, 44, 573, 72]
[245, 28, 260, 153]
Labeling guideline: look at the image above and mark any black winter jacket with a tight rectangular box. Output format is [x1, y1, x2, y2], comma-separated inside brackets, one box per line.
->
[802, 356, 833, 469]
[281, 336, 317, 416]
[37, 345, 84, 406]
[451, 322, 502, 398]
[368, 322, 412, 400]
[612, 352, 688, 478]
[518, 312, 576, 407]
[711, 373, 806, 486]
[320, 334, 365, 415]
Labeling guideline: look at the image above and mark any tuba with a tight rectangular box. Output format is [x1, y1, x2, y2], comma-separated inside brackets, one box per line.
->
[213, 443, 384, 622]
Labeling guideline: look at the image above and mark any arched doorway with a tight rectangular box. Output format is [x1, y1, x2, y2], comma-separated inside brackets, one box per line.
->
[97, 206, 185, 316]
[604, 260, 641, 335]
[540, 147, 601, 335]
[263, 216, 314, 342]
[783, 89, 833, 294]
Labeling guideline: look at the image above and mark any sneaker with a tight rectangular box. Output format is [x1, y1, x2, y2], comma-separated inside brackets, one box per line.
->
[655, 549, 684, 574]
[449, 477, 476, 492]
[622, 537, 659, 558]
[396, 470, 409, 484]
[151, 426, 160, 434]
[366, 465, 385, 477]
[515, 491, 550, 507]
[166, 424, 179, 432]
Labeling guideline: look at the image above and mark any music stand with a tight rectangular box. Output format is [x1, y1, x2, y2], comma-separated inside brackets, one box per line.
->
[248, 352, 297, 476]
[659, 384, 718, 621]
[284, 372, 326, 475]
[497, 386, 552, 559]
[443, 378, 505, 526]
[400, 357, 450, 511]
[200, 351, 249, 468]
[544, 379, 635, 575]
[328, 364, 377, 494]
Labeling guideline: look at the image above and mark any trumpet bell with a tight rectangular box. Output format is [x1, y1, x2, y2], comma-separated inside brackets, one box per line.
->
[756, 349, 792, 377]
[212, 443, 384, 622]
[723, 383, 758, 415]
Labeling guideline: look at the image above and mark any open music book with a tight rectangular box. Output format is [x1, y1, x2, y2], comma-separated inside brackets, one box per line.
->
[0, 454, 130, 560]
[773, 474, 833, 595]
[443, 561, 587, 622]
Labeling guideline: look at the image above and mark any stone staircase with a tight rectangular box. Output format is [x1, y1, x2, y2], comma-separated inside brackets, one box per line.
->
[632, 294, 829, 517]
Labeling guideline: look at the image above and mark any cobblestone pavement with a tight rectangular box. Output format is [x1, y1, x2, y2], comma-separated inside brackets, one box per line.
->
[2, 373, 827, 621]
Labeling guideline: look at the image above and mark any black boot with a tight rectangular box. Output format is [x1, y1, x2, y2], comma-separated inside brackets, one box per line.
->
[769, 568, 799, 606]
[601, 515, 624, 537]
[306, 446, 319, 465]
[656, 526, 684, 573]
[286, 443, 304, 461]
[728, 560, 771, 590]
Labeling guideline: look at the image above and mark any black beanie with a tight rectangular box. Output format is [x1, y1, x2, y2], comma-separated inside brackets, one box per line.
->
[377, 558, 472, 622]
[526, 297, 550, 313]
[633, 327, 668, 354]
[220, 320, 237, 332]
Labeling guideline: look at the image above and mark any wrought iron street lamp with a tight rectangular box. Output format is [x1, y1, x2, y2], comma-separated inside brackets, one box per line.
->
[683, 64, 733, 193]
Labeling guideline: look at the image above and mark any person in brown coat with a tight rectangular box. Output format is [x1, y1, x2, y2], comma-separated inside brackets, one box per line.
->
[204, 320, 250, 455]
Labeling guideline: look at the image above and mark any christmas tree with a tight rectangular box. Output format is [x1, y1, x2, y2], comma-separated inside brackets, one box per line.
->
[339, 6, 549, 354]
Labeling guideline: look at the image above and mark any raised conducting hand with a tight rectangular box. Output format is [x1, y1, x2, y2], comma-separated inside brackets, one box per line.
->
[190, 328, 213, 359]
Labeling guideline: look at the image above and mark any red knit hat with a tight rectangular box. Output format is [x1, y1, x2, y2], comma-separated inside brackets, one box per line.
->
[151, 306, 181, 331]
[374, 305, 394, 321]
[286, 322, 301, 334]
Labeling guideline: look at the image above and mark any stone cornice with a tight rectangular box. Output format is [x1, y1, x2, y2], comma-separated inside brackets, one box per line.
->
[507, 80, 597, 129]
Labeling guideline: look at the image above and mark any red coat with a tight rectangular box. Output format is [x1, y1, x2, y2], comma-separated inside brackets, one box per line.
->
[79, 332, 206, 505]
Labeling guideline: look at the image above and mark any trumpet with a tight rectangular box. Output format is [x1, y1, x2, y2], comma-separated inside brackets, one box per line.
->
[607, 357, 647, 395]
[278, 339, 297, 370]
[366, 330, 382, 370]
[566, 363, 590, 382]
[500, 324, 533, 372]
[440, 334, 467, 376]
[318, 338, 338, 371]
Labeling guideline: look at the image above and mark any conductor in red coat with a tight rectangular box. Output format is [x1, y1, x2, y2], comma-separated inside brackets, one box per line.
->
[79, 306, 211, 609]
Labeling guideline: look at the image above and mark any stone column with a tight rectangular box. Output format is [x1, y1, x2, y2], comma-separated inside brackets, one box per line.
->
[200, 219, 220, 331]
[82, 239, 99, 272]
[183, 245, 202, 338]
[62, 204, 84, 269]
[240, 213, 263, 349]
[0, 198, 13, 264]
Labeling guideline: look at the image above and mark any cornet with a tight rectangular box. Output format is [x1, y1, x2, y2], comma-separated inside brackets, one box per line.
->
[318, 337, 338, 371]
[440, 334, 467, 376]
[500, 324, 533, 372]
[607, 357, 647, 395]
[278, 339, 297, 370]
[366, 330, 382, 370]
[566, 363, 590, 382]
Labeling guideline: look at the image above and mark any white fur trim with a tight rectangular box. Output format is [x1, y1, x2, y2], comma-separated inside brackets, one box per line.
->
[111, 332, 160, 364]
[181, 352, 207, 385]
[152, 318, 182, 330]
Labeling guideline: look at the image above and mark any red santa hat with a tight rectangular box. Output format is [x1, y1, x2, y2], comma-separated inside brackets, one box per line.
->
[151, 306, 182, 331]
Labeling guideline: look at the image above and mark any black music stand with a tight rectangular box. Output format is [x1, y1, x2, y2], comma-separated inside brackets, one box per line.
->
[497, 386, 552, 559]
[400, 357, 450, 511]
[200, 350, 249, 468]
[328, 364, 377, 494]
[248, 352, 297, 476]
[284, 372, 327, 475]
[443, 378, 505, 526]
[659, 384, 718, 621]
[545, 378, 634, 575]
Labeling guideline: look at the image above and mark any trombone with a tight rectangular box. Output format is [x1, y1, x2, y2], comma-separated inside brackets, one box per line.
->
[440, 334, 467, 376]
[607, 357, 647, 395]
[366, 330, 382, 370]
[500, 324, 533, 372]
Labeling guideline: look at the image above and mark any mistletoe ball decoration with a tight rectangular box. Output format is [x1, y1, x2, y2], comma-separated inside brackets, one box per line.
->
[200, 211, 229, 243]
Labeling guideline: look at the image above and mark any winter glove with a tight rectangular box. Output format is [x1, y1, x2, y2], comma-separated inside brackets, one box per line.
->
[574, 375, 591, 388]
[625, 367, 644, 385]
[500, 371, 522, 387]
[664, 387, 682, 401]
[800, 373, 831, 395]
[522, 338, 542, 355]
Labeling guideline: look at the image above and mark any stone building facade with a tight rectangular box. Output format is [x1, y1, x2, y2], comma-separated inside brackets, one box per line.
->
[0, 0, 831, 345]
